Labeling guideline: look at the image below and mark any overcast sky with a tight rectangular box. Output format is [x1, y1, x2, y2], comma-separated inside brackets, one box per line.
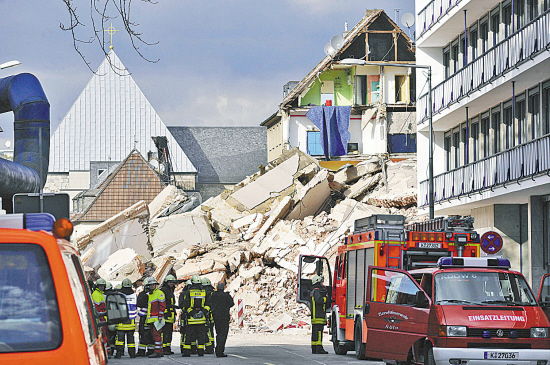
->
[0, 0, 414, 147]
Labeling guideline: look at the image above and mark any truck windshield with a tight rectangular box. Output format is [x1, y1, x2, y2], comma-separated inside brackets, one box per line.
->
[0, 244, 62, 352]
[434, 271, 537, 306]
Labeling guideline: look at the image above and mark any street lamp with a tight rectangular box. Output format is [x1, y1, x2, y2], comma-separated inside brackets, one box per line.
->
[0, 60, 21, 70]
[339, 58, 435, 219]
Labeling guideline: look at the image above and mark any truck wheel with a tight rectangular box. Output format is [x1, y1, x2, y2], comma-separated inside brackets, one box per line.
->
[332, 317, 347, 355]
[354, 321, 367, 360]
[425, 347, 435, 365]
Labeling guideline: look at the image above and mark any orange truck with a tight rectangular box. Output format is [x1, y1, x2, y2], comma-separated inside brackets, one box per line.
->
[0, 214, 128, 365]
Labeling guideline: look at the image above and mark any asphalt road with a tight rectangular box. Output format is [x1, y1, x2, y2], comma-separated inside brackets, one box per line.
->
[108, 332, 385, 365]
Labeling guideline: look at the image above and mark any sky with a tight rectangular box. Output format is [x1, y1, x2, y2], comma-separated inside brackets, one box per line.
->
[0, 0, 414, 148]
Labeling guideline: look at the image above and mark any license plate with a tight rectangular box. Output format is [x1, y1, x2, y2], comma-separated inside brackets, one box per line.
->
[484, 352, 519, 360]
[417, 242, 441, 249]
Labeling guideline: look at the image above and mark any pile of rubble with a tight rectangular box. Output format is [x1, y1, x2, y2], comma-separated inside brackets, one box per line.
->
[74, 148, 420, 332]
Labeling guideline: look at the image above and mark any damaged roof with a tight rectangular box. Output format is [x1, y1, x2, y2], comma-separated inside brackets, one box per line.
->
[281, 9, 414, 109]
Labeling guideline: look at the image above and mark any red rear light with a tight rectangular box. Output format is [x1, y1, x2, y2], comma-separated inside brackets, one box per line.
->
[428, 233, 436, 242]
[436, 233, 444, 242]
[412, 232, 420, 241]
[421, 233, 428, 241]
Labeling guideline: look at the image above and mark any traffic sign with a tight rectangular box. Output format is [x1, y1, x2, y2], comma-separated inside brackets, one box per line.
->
[480, 231, 504, 254]
[13, 193, 70, 221]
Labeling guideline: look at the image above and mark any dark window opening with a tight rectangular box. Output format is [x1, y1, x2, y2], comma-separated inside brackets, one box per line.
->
[516, 98, 527, 144]
[492, 110, 502, 153]
[471, 122, 479, 162]
[504, 106, 514, 149]
[491, 12, 500, 45]
[445, 135, 452, 171]
[529, 92, 540, 139]
[481, 117, 490, 158]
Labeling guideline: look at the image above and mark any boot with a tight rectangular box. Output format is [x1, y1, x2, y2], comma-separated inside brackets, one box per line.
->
[197, 348, 205, 357]
[148, 352, 162, 358]
[312, 345, 317, 354]
[114, 351, 122, 359]
[182, 350, 191, 357]
[316, 346, 329, 354]
[146, 349, 155, 356]
[135, 349, 146, 357]
[163, 347, 172, 355]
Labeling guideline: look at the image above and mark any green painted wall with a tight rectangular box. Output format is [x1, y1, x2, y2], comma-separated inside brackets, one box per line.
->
[300, 69, 354, 107]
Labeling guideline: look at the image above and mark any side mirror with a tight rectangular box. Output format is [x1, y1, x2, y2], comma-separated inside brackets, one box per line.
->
[414, 291, 429, 308]
[540, 296, 550, 307]
[100, 293, 129, 326]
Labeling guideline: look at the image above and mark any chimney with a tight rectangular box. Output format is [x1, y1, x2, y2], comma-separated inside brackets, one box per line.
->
[343, 21, 349, 38]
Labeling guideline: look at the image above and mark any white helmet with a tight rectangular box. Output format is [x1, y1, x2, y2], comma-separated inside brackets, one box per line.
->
[312, 275, 323, 285]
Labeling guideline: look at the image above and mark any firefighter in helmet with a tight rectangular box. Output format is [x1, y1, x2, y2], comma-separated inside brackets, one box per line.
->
[145, 277, 166, 358]
[180, 274, 210, 357]
[114, 278, 137, 358]
[92, 278, 110, 356]
[161, 274, 177, 355]
[202, 277, 215, 354]
[309, 275, 330, 354]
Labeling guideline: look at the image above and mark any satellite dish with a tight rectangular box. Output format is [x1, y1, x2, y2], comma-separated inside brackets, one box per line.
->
[401, 13, 415, 28]
[330, 35, 345, 50]
[149, 159, 159, 170]
[324, 43, 337, 56]
[4, 141, 11, 148]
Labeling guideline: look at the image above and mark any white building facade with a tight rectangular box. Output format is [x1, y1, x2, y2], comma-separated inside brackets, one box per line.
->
[415, 0, 550, 286]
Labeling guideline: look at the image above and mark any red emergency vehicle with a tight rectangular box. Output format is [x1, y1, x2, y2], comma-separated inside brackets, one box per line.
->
[297, 214, 550, 364]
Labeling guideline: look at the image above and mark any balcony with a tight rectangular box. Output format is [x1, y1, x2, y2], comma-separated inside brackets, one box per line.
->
[418, 133, 550, 207]
[417, 10, 550, 123]
[418, 0, 463, 40]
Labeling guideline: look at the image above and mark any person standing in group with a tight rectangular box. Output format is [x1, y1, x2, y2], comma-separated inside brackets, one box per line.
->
[145, 277, 166, 358]
[114, 278, 138, 358]
[180, 275, 210, 357]
[178, 280, 191, 354]
[160, 275, 177, 355]
[92, 278, 110, 356]
[136, 278, 153, 357]
[211, 282, 234, 358]
[309, 275, 330, 354]
[104, 281, 118, 357]
[202, 277, 215, 354]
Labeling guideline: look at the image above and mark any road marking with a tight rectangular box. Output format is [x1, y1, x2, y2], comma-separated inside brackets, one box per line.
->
[264, 363, 276, 365]
[229, 354, 248, 359]
[281, 348, 328, 365]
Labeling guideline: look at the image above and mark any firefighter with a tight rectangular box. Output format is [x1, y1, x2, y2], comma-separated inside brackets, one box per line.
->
[114, 278, 137, 358]
[211, 282, 234, 358]
[178, 280, 192, 354]
[180, 275, 210, 357]
[161, 274, 177, 355]
[104, 281, 118, 357]
[136, 278, 154, 357]
[309, 275, 329, 354]
[145, 277, 166, 358]
[202, 277, 215, 354]
[92, 278, 110, 356]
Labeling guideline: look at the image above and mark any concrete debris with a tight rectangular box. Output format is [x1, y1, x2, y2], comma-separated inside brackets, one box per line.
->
[97, 248, 145, 282]
[74, 150, 419, 333]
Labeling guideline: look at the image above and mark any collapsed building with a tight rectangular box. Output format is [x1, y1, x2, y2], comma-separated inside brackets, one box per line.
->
[75, 148, 419, 332]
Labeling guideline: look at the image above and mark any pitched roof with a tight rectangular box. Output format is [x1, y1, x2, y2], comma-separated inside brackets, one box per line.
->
[50, 51, 196, 173]
[168, 127, 267, 184]
[281, 9, 413, 108]
[74, 149, 164, 221]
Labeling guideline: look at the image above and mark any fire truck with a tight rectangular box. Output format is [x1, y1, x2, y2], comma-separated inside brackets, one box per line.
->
[297, 214, 550, 364]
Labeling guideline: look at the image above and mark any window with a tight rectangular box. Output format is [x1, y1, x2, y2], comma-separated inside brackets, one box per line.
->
[516, 95, 527, 144]
[452, 42, 459, 73]
[460, 34, 466, 67]
[544, 85, 550, 135]
[395, 75, 407, 103]
[491, 8, 501, 46]
[528, 87, 541, 139]
[480, 20, 489, 54]
[470, 26, 479, 61]
[461, 123, 469, 165]
[528, 0, 539, 21]
[492, 108, 502, 153]
[504, 103, 514, 149]
[453, 129, 460, 168]
[97, 168, 106, 177]
[515, 0, 526, 29]
[371, 269, 420, 306]
[481, 114, 490, 157]
[503, 4, 512, 37]
[0, 244, 62, 352]
[355, 75, 367, 105]
[444, 133, 452, 170]
[307, 131, 323, 156]
[443, 48, 451, 78]
[471, 121, 480, 162]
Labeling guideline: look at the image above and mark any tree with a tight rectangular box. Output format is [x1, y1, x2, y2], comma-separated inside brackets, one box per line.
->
[60, 0, 159, 73]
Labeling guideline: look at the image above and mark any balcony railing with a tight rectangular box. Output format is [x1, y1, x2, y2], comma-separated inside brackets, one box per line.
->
[418, 10, 550, 123]
[418, 0, 463, 39]
[418, 134, 550, 207]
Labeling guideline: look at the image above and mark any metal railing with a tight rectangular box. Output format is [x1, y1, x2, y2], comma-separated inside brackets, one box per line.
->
[418, 10, 550, 122]
[418, 0, 463, 39]
[418, 133, 550, 207]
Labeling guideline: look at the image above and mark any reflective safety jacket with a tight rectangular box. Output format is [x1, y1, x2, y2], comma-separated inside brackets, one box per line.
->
[181, 284, 211, 325]
[161, 284, 176, 323]
[136, 290, 148, 317]
[310, 285, 329, 325]
[117, 292, 138, 330]
[92, 288, 106, 321]
[146, 288, 166, 324]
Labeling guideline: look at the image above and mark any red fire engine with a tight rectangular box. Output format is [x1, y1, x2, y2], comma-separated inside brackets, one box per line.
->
[297, 214, 550, 364]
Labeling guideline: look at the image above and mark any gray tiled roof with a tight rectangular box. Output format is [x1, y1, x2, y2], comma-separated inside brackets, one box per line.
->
[168, 127, 267, 184]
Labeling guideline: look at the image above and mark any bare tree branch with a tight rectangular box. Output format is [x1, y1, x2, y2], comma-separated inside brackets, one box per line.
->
[60, 0, 160, 75]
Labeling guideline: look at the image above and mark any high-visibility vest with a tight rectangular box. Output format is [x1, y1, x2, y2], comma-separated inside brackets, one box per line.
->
[92, 289, 106, 321]
[146, 288, 166, 323]
[117, 292, 138, 330]
[186, 288, 207, 325]
[165, 295, 175, 323]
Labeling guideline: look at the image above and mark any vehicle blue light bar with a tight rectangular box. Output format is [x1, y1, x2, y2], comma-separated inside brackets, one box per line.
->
[437, 257, 511, 269]
[0, 213, 55, 232]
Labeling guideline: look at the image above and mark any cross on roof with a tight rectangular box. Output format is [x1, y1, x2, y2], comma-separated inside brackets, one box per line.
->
[104, 23, 119, 50]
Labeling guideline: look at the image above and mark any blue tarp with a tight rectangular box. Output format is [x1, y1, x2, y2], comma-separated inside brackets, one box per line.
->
[306, 106, 351, 157]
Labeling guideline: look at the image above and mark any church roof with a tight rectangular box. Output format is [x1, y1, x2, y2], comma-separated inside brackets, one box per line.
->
[50, 51, 196, 173]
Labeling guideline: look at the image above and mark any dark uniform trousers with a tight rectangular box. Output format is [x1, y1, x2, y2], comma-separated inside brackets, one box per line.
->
[184, 324, 207, 354]
[116, 330, 136, 356]
[162, 322, 173, 352]
[311, 324, 324, 346]
[139, 319, 154, 354]
[214, 319, 230, 356]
